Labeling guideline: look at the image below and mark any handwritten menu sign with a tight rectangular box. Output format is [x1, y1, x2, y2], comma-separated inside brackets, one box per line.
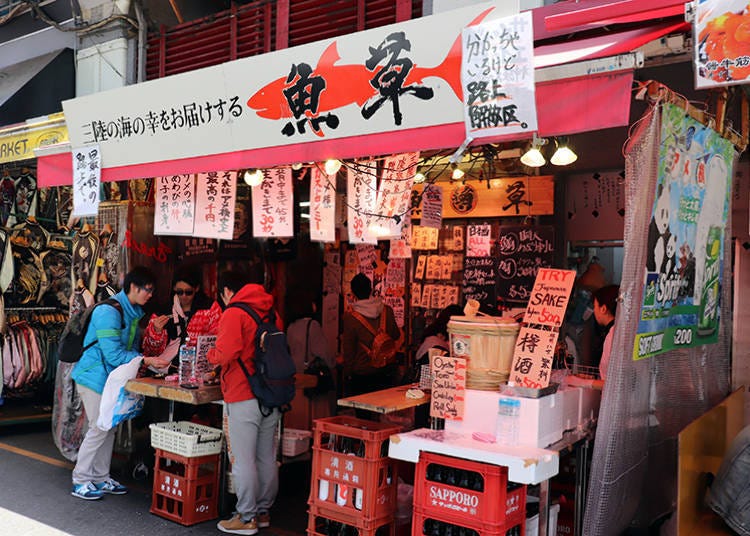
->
[347, 161, 378, 244]
[384, 296, 405, 327]
[497, 225, 555, 303]
[310, 167, 336, 243]
[452, 226, 465, 251]
[523, 268, 576, 328]
[421, 185, 443, 229]
[508, 327, 558, 389]
[389, 213, 412, 259]
[430, 355, 466, 421]
[462, 256, 498, 310]
[155, 174, 195, 236]
[196, 335, 217, 375]
[412, 225, 439, 250]
[411, 283, 422, 307]
[194, 171, 237, 240]
[72, 144, 101, 217]
[467, 224, 492, 257]
[374, 152, 419, 238]
[252, 168, 293, 237]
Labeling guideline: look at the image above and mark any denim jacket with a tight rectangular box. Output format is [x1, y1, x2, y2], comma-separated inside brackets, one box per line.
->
[707, 424, 750, 535]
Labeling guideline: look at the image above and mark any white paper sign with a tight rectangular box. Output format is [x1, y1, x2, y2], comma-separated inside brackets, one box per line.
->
[310, 167, 336, 242]
[72, 144, 101, 217]
[347, 161, 378, 244]
[466, 224, 492, 257]
[389, 212, 413, 259]
[461, 12, 537, 139]
[373, 152, 420, 238]
[252, 168, 294, 237]
[193, 171, 237, 240]
[154, 174, 196, 236]
[421, 184, 443, 228]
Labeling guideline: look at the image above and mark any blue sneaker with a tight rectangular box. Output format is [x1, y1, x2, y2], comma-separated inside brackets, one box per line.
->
[71, 481, 104, 500]
[95, 478, 128, 495]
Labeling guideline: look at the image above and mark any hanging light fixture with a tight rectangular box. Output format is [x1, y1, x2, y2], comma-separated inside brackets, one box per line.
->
[324, 159, 342, 175]
[291, 162, 303, 170]
[414, 172, 426, 184]
[243, 169, 264, 187]
[520, 134, 547, 168]
[551, 137, 578, 166]
[451, 163, 465, 180]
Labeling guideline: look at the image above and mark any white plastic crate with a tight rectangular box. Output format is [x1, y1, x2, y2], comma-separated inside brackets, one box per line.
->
[150, 421, 223, 457]
[282, 428, 312, 457]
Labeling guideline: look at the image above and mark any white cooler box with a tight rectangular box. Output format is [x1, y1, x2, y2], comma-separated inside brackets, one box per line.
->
[444, 389, 563, 448]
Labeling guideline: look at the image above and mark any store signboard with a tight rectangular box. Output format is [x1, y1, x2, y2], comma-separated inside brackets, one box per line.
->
[461, 11, 537, 139]
[634, 103, 733, 359]
[71, 144, 101, 217]
[251, 168, 294, 238]
[430, 355, 466, 421]
[154, 174, 195, 235]
[508, 326, 558, 389]
[193, 171, 237, 240]
[310, 167, 336, 243]
[62, 3, 519, 170]
[694, 0, 750, 89]
[0, 113, 68, 165]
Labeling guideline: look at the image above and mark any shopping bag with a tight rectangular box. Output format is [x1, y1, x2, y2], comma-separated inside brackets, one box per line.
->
[52, 361, 88, 461]
[97, 357, 145, 431]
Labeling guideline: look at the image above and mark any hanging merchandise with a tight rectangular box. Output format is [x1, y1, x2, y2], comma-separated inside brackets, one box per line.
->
[347, 161, 377, 244]
[194, 171, 238, 240]
[373, 152, 419, 238]
[41, 246, 73, 309]
[310, 167, 336, 243]
[154, 174, 196, 236]
[72, 229, 100, 295]
[252, 168, 294, 238]
[0, 171, 15, 227]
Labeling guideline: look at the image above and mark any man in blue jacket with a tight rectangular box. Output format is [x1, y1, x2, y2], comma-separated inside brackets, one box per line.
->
[71, 266, 167, 500]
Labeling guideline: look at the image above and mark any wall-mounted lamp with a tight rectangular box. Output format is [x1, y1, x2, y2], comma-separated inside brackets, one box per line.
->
[520, 134, 548, 168]
[324, 159, 342, 175]
[550, 138, 578, 166]
[243, 169, 264, 186]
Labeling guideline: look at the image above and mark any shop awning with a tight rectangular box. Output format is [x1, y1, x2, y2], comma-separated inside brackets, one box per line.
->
[0, 51, 62, 109]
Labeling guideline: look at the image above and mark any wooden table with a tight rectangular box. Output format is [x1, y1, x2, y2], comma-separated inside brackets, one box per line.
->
[126, 377, 222, 406]
[337, 384, 430, 414]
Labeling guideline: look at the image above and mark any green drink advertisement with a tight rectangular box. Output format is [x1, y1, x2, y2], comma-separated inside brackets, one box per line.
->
[635, 103, 733, 360]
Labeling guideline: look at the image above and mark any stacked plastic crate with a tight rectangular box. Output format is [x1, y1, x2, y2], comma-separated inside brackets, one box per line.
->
[308, 416, 401, 536]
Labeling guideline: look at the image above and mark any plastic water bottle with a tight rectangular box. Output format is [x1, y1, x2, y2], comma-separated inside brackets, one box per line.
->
[178, 344, 198, 388]
[496, 398, 520, 445]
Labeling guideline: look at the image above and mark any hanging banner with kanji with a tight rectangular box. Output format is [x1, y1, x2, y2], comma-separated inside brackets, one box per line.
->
[310, 167, 336, 242]
[634, 103, 733, 359]
[72, 144, 101, 217]
[389, 213, 413, 259]
[373, 152, 420, 238]
[154, 174, 195, 236]
[193, 171, 237, 240]
[421, 184, 443, 228]
[694, 0, 750, 88]
[461, 11, 537, 139]
[347, 161, 378, 244]
[252, 168, 294, 238]
[508, 326, 558, 389]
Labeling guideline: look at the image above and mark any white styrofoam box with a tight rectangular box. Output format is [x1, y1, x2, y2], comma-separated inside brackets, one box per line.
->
[558, 387, 581, 432]
[444, 389, 563, 448]
[525, 504, 560, 536]
[579, 387, 602, 426]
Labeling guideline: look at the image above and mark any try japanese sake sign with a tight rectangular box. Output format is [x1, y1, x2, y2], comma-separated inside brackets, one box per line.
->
[62, 2, 519, 170]
[634, 104, 733, 359]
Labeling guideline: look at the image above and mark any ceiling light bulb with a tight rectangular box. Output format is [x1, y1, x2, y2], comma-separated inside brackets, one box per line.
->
[243, 169, 264, 187]
[291, 162, 303, 170]
[551, 145, 578, 166]
[368, 222, 389, 237]
[451, 167, 465, 180]
[324, 159, 342, 175]
[414, 172, 426, 184]
[520, 147, 546, 168]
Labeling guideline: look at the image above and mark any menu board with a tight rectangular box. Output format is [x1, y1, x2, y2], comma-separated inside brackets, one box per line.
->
[497, 225, 554, 303]
[430, 355, 466, 421]
[462, 256, 498, 310]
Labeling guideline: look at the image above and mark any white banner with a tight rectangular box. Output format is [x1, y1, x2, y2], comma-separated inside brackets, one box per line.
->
[193, 171, 237, 240]
[252, 168, 294, 237]
[347, 161, 378, 244]
[72, 144, 101, 217]
[62, 2, 519, 170]
[310, 167, 336, 242]
[461, 11, 537, 139]
[389, 212, 413, 258]
[421, 184, 443, 228]
[154, 174, 195, 236]
[374, 152, 420, 238]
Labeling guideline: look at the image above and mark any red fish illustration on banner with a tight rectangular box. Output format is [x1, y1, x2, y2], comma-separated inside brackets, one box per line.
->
[246, 8, 494, 120]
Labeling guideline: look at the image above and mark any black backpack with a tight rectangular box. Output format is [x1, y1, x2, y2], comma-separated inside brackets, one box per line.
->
[58, 298, 124, 363]
[227, 303, 296, 414]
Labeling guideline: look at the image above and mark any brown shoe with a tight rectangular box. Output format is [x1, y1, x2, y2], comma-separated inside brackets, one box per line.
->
[217, 514, 258, 535]
[257, 512, 271, 528]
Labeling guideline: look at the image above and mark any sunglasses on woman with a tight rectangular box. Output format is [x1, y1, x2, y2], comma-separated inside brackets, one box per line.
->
[174, 289, 195, 296]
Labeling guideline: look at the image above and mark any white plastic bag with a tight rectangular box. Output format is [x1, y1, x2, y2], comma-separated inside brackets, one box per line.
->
[97, 357, 144, 431]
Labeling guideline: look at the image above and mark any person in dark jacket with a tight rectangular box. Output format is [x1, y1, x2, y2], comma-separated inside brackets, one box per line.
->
[209, 268, 282, 535]
[71, 266, 169, 500]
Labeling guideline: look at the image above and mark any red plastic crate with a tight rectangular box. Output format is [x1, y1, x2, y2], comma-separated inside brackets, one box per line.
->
[412, 507, 525, 536]
[414, 452, 526, 528]
[150, 448, 220, 526]
[309, 447, 398, 521]
[308, 504, 395, 536]
[313, 416, 400, 460]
